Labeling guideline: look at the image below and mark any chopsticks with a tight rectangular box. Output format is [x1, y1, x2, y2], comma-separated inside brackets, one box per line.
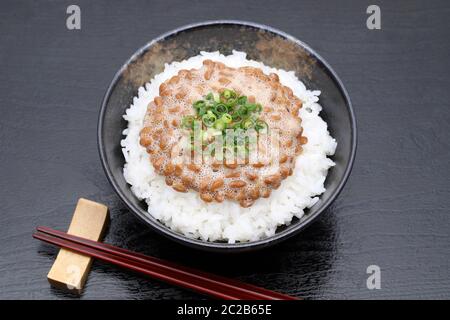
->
[33, 226, 299, 300]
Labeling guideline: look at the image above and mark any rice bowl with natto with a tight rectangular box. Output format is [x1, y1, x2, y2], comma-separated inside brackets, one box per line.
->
[121, 50, 337, 243]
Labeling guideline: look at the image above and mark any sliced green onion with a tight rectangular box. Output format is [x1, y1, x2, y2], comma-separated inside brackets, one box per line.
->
[241, 118, 254, 129]
[255, 119, 269, 133]
[246, 103, 257, 112]
[225, 98, 237, 107]
[222, 89, 232, 99]
[193, 100, 206, 109]
[237, 106, 250, 118]
[213, 103, 228, 115]
[231, 112, 242, 122]
[196, 105, 207, 116]
[184, 90, 270, 152]
[237, 96, 247, 105]
[202, 111, 217, 127]
[214, 120, 226, 130]
[221, 113, 232, 124]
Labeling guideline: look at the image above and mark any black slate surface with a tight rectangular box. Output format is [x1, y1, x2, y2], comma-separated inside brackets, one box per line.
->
[0, 0, 449, 300]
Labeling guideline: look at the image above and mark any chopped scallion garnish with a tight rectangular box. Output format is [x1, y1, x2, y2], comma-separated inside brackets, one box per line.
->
[213, 103, 228, 116]
[221, 113, 232, 124]
[202, 111, 217, 127]
[181, 89, 270, 153]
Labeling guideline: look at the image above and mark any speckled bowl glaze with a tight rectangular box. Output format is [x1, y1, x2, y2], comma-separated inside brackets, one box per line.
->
[98, 21, 357, 252]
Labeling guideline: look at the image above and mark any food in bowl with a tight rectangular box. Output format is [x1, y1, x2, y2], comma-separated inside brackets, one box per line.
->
[121, 51, 336, 243]
[139, 60, 306, 208]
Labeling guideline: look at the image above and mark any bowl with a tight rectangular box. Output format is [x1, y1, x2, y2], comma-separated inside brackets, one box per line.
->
[98, 20, 357, 252]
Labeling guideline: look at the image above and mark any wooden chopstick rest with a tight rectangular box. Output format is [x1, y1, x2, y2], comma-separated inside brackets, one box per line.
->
[47, 198, 109, 294]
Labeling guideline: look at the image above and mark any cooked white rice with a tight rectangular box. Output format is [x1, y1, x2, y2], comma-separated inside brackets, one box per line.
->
[121, 51, 337, 243]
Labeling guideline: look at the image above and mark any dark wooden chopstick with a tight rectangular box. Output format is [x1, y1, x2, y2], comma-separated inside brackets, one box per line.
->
[33, 226, 299, 300]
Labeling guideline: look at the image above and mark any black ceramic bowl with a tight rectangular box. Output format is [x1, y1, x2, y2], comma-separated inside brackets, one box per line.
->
[98, 21, 357, 252]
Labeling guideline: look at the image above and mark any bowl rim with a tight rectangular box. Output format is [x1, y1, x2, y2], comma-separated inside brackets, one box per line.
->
[98, 20, 357, 252]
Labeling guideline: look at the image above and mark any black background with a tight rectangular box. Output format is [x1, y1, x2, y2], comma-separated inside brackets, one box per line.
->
[1, 0, 449, 299]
